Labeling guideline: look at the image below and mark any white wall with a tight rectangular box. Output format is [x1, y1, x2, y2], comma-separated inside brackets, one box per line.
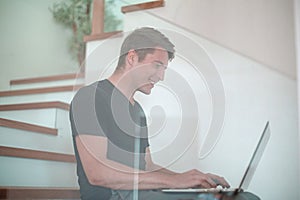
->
[126, 12, 299, 200]
[294, 0, 300, 198]
[0, 0, 78, 90]
[149, 0, 297, 79]
[85, 10, 299, 200]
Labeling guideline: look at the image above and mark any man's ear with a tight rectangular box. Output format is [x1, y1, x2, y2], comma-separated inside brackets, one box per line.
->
[126, 49, 137, 67]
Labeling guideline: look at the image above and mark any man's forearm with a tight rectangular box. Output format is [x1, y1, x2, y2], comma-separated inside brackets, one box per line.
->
[76, 136, 176, 190]
[148, 163, 176, 175]
[91, 158, 174, 190]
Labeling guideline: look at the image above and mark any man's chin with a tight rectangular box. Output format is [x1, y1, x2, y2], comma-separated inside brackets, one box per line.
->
[138, 85, 153, 95]
[139, 90, 152, 95]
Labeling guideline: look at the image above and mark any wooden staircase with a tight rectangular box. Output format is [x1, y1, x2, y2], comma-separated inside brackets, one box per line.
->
[0, 73, 83, 199]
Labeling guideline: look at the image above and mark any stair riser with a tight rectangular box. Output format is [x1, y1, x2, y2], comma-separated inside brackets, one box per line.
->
[10, 79, 85, 90]
[0, 156, 78, 187]
[0, 109, 59, 128]
[0, 126, 74, 154]
[0, 91, 76, 105]
[0, 109, 74, 154]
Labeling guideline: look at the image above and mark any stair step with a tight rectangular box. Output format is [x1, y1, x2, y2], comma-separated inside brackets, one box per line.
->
[0, 86, 79, 105]
[0, 155, 77, 187]
[0, 91, 76, 105]
[10, 79, 85, 91]
[0, 147, 77, 187]
[0, 186, 80, 199]
[0, 101, 69, 111]
[0, 109, 60, 128]
[0, 101, 70, 128]
[0, 118, 57, 135]
[10, 73, 84, 85]
[0, 119, 73, 155]
[10, 73, 85, 90]
[0, 146, 75, 163]
[0, 85, 83, 97]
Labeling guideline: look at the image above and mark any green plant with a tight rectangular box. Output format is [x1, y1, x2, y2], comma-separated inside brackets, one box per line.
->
[104, 0, 122, 32]
[49, 0, 121, 67]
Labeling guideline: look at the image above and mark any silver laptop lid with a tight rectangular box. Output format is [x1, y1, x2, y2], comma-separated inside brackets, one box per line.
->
[238, 121, 271, 191]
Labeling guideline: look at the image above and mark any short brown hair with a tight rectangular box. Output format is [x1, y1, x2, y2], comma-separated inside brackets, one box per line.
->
[116, 27, 175, 69]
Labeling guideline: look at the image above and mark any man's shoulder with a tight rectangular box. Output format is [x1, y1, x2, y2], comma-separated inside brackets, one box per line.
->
[73, 80, 110, 99]
[77, 80, 101, 92]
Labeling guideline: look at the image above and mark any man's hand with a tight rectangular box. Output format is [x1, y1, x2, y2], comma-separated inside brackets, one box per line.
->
[169, 169, 230, 189]
[206, 173, 230, 188]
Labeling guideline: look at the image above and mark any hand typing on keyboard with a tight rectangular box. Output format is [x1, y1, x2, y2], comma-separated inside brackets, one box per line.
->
[167, 169, 230, 189]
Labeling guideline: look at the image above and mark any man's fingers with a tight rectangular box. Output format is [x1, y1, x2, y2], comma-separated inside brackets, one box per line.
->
[197, 176, 217, 188]
[208, 173, 230, 188]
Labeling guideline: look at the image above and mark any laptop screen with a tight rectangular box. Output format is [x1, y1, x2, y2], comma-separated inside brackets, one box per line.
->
[238, 121, 271, 190]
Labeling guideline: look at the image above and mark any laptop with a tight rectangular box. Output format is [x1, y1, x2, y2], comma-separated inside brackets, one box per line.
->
[162, 121, 271, 194]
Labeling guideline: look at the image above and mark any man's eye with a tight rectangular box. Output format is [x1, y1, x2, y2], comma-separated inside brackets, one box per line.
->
[153, 62, 166, 70]
[155, 63, 162, 68]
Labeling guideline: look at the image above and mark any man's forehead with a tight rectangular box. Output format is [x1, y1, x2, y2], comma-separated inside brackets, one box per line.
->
[147, 49, 168, 62]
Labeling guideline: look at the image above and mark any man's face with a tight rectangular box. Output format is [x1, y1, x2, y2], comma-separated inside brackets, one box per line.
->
[133, 48, 169, 95]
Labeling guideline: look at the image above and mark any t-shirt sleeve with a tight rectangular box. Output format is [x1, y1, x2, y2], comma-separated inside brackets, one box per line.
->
[70, 85, 108, 137]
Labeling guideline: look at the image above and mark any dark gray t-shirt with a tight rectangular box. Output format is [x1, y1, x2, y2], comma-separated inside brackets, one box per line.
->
[70, 80, 149, 200]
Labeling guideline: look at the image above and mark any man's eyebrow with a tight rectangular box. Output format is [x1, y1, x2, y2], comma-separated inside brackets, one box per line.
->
[154, 60, 167, 67]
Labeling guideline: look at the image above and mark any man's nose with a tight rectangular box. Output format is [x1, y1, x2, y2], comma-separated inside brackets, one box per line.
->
[157, 69, 165, 81]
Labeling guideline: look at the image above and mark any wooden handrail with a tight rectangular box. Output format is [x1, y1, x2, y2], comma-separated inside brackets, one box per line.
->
[0, 101, 70, 111]
[91, 0, 105, 35]
[10, 73, 84, 85]
[0, 146, 76, 163]
[0, 85, 83, 97]
[0, 186, 80, 199]
[121, 0, 164, 13]
[0, 118, 57, 135]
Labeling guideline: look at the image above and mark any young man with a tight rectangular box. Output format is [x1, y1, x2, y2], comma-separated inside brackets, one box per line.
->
[70, 27, 259, 200]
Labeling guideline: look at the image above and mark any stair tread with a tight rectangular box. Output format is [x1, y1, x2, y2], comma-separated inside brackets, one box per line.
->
[0, 146, 76, 163]
[0, 186, 80, 199]
[0, 85, 83, 97]
[0, 118, 57, 135]
[0, 101, 69, 111]
[0, 186, 79, 190]
[10, 73, 84, 85]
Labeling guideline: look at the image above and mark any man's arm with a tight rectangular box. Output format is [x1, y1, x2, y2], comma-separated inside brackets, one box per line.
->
[145, 147, 175, 175]
[144, 147, 230, 188]
[76, 134, 173, 190]
[76, 135, 229, 190]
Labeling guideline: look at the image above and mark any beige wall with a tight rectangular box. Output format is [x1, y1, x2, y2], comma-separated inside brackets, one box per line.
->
[148, 0, 296, 79]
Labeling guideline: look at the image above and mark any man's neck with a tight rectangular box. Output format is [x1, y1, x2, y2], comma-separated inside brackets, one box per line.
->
[108, 71, 136, 105]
